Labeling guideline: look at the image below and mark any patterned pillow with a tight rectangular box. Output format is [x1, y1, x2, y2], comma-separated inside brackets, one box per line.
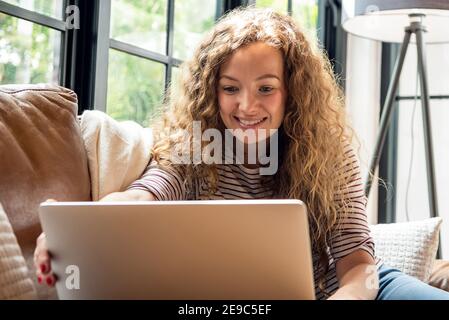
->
[0, 203, 36, 299]
[370, 218, 442, 283]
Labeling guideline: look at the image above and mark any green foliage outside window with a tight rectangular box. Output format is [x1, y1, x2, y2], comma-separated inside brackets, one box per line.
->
[107, 0, 216, 127]
[2, 0, 62, 19]
[0, 12, 60, 85]
[256, 0, 288, 14]
[106, 49, 165, 128]
[292, 0, 319, 41]
[110, 0, 167, 55]
[255, 0, 318, 39]
[173, 0, 216, 61]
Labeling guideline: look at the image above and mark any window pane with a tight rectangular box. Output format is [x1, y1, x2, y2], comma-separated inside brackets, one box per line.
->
[173, 0, 216, 61]
[256, 0, 288, 14]
[107, 50, 165, 127]
[168, 66, 180, 100]
[399, 44, 449, 97]
[0, 13, 61, 84]
[292, 0, 319, 38]
[2, 0, 64, 19]
[395, 43, 449, 258]
[395, 100, 449, 223]
[171, 66, 180, 86]
[110, 0, 167, 55]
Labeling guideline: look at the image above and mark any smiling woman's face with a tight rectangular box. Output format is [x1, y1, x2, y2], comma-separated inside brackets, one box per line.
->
[217, 42, 287, 144]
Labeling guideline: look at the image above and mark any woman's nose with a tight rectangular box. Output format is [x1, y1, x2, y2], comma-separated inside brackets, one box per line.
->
[238, 92, 258, 114]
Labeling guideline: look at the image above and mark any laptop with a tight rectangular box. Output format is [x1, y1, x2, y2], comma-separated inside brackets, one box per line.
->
[39, 199, 315, 300]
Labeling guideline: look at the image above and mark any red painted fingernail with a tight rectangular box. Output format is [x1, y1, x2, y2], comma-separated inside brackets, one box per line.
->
[46, 276, 53, 286]
[40, 264, 47, 273]
[37, 276, 42, 284]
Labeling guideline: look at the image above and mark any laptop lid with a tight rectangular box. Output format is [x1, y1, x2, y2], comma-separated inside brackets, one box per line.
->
[39, 199, 315, 300]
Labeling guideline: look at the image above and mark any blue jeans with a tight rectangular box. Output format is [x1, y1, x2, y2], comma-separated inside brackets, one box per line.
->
[376, 264, 449, 300]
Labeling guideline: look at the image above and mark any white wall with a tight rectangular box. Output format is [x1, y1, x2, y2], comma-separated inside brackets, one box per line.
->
[345, 34, 382, 225]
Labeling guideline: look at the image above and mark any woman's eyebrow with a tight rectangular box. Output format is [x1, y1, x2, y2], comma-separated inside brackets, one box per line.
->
[255, 74, 281, 81]
[219, 75, 239, 81]
[219, 74, 281, 81]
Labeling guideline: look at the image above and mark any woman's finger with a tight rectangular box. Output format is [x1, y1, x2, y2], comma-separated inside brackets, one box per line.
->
[35, 248, 52, 275]
[35, 269, 56, 287]
[34, 233, 52, 275]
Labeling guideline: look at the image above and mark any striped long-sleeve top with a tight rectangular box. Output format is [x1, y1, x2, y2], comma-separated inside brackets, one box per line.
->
[127, 144, 379, 300]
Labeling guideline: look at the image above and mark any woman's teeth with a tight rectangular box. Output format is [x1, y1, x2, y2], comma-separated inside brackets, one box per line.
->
[237, 118, 265, 126]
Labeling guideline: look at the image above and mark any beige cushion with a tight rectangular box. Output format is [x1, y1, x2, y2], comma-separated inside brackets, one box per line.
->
[370, 218, 442, 283]
[0, 84, 91, 299]
[429, 259, 449, 292]
[0, 203, 36, 299]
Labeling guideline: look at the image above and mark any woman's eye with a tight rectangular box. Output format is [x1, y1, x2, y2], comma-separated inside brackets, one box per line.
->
[223, 86, 238, 94]
[259, 86, 274, 93]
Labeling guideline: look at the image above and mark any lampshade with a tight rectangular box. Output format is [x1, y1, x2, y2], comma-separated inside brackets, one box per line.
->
[342, 0, 449, 43]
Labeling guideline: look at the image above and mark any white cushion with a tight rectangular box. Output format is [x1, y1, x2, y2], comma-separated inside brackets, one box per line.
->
[80, 110, 154, 201]
[370, 218, 442, 283]
[0, 203, 37, 299]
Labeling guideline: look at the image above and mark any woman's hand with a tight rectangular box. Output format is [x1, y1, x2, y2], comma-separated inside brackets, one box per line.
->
[34, 199, 57, 287]
[34, 232, 56, 287]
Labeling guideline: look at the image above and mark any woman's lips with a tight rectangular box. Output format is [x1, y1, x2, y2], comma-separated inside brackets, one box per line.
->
[233, 116, 268, 129]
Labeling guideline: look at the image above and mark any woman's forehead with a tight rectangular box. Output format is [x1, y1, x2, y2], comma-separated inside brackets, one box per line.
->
[219, 42, 284, 77]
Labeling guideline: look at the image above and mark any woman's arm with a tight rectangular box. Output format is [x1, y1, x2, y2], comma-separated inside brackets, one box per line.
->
[327, 143, 378, 300]
[328, 250, 379, 300]
[100, 189, 155, 202]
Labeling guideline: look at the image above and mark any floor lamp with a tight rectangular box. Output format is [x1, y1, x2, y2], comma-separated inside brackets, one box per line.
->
[342, 0, 449, 257]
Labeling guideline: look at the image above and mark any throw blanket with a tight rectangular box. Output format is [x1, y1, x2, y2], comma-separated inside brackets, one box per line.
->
[0, 203, 37, 299]
[80, 111, 154, 201]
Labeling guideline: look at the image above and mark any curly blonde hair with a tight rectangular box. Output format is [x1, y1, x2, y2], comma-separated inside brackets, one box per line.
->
[152, 7, 361, 296]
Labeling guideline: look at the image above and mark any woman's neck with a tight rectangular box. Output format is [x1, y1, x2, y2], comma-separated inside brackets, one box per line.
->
[234, 140, 269, 169]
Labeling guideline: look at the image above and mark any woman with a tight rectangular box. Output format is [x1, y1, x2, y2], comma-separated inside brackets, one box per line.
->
[34, 7, 449, 300]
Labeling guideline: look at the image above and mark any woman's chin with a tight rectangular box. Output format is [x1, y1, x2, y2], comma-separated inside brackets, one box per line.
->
[231, 128, 272, 145]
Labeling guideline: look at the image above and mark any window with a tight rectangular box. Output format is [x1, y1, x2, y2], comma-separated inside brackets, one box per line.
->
[255, 0, 319, 38]
[105, 0, 219, 127]
[345, 19, 449, 258]
[173, 0, 216, 61]
[110, 0, 167, 55]
[107, 50, 165, 127]
[105, 0, 319, 127]
[0, 0, 66, 85]
[107, 0, 170, 127]
[395, 43, 449, 258]
[2, 0, 63, 19]
[1, 0, 322, 125]
[256, 0, 289, 14]
[291, 0, 319, 41]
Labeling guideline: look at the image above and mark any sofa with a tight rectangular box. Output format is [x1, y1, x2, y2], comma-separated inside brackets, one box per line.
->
[0, 83, 448, 300]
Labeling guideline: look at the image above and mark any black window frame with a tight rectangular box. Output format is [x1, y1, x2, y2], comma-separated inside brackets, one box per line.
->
[377, 43, 400, 223]
[86, 0, 225, 113]
[104, 0, 183, 108]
